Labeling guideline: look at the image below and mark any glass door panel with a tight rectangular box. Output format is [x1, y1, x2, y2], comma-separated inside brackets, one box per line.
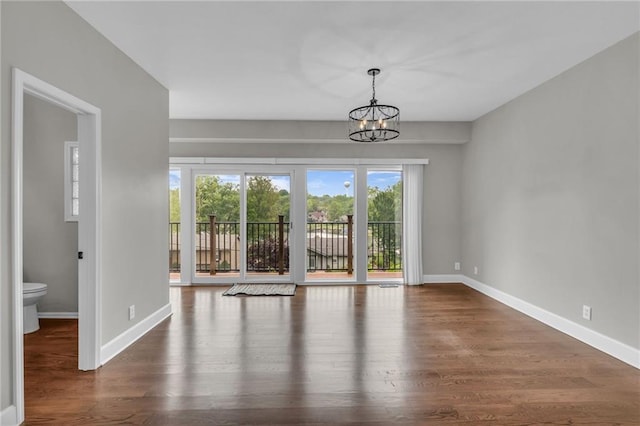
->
[306, 170, 355, 281]
[367, 170, 403, 281]
[169, 169, 181, 282]
[245, 174, 291, 279]
[194, 174, 241, 278]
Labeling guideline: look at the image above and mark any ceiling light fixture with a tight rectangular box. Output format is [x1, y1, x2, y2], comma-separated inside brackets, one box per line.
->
[348, 68, 400, 142]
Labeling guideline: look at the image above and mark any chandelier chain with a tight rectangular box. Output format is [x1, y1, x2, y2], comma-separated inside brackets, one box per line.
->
[371, 71, 376, 102]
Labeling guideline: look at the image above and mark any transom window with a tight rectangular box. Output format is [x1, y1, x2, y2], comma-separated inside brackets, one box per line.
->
[64, 141, 79, 221]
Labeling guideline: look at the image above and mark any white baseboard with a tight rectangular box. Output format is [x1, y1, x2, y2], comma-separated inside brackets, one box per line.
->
[38, 312, 78, 319]
[1, 405, 17, 426]
[461, 275, 640, 369]
[423, 274, 464, 284]
[100, 303, 172, 365]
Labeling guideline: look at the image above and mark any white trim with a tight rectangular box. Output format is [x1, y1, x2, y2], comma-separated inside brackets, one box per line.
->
[77, 109, 102, 371]
[178, 166, 192, 285]
[171, 157, 429, 166]
[170, 137, 463, 145]
[0, 405, 17, 426]
[177, 163, 410, 285]
[11, 68, 25, 424]
[300, 281, 384, 286]
[169, 281, 193, 287]
[100, 303, 172, 365]
[423, 274, 465, 283]
[355, 167, 367, 282]
[38, 312, 79, 319]
[63, 141, 79, 222]
[462, 275, 640, 369]
[171, 156, 204, 164]
[419, 274, 640, 368]
[12, 68, 103, 424]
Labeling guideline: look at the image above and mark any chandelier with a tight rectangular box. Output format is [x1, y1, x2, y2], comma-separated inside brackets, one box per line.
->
[348, 68, 400, 142]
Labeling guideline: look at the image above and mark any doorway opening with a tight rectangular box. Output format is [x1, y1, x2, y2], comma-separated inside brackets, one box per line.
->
[11, 68, 102, 424]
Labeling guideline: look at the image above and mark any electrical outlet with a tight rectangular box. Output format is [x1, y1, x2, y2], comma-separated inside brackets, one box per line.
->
[454, 262, 461, 271]
[582, 305, 592, 321]
[474, 266, 478, 275]
[129, 305, 135, 321]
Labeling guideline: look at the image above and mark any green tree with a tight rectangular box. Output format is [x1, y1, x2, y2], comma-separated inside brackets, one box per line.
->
[307, 195, 320, 214]
[368, 181, 403, 270]
[327, 195, 354, 222]
[306, 193, 354, 222]
[277, 189, 291, 222]
[368, 181, 402, 222]
[169, 188, 181, 223]
[246, 176, 280, 222]
[195, 176, 240, 223]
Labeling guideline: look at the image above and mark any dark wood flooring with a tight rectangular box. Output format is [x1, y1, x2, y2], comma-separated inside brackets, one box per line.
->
[24, 284, 640, 425]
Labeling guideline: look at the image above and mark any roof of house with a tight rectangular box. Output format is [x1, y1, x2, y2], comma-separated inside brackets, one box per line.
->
[306, 235, 349, 257]
[170, 232, 239, 251]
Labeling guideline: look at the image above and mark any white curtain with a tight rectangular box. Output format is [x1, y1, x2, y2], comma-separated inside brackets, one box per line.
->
[403, 164, 424, 285]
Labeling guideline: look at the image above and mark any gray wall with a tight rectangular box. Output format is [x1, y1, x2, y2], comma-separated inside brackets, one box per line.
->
[2, 1, 169, 410]
[171, 136, 464, 276]
[23, 94, 78, 313]
[462, 33, 640, 348]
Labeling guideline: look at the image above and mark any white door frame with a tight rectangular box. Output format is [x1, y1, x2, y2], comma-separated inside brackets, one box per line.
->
[171, 158, 427, 285]
[11, 68, 102, 424]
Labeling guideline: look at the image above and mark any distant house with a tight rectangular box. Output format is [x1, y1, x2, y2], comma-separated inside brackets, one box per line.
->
[307, 211, 328, 223]
[170, 232, 240, 272]
[306, 234, 350, 271]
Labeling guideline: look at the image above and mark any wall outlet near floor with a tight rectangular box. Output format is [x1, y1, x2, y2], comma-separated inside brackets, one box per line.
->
[473, 266, 478, 275]
[454, 262, 461, 271]
[129, 305, 135, 321]
[582, 305, 592, 321]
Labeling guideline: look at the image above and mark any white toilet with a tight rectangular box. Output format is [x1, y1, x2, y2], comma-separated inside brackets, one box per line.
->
[23, 282, 48, 334]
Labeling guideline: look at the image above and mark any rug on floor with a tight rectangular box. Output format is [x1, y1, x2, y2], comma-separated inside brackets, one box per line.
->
[222, 283, 297, 296]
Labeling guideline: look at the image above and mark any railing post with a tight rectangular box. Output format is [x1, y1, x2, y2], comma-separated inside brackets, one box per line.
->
[347, 214, 353, 275]
[209, 215, 216, 275]
[278, 215, 284, 275]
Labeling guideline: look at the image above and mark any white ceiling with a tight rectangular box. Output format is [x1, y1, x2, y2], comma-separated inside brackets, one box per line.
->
[66, 1, 640, 121]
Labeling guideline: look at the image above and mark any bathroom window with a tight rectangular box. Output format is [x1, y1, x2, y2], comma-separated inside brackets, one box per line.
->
[64, 141, 79, 222]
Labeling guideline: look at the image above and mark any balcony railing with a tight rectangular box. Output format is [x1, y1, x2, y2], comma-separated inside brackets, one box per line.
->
[169, 216, 401, 274]
[169, 222, 180, 272]
[368, 221, 402, 271]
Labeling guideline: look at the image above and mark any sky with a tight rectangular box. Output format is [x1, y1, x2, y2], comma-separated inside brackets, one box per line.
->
[169, 170, 401, 196]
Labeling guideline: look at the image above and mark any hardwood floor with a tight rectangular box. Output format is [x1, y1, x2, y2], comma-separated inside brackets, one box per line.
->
[24, 284, 640, 425]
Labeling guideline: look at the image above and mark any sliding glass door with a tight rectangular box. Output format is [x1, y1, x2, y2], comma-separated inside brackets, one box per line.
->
[306, 169, 355, 282]
[245, 174, 291, 280]
[366, 170, 403, 281]
[194, 173, 241, 279]
[170, 162, 408, 285]
[192, 171, 291, 282]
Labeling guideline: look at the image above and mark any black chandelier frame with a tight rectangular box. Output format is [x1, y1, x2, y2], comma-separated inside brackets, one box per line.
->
[348, 68, 400, 143]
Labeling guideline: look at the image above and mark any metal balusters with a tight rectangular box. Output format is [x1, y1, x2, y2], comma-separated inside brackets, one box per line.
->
[177, 220, 402, 275]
